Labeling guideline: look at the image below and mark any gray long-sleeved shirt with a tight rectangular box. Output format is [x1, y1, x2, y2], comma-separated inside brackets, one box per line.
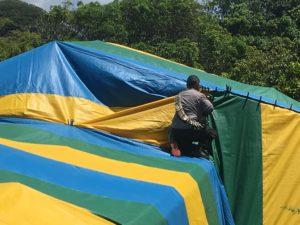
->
[171, 89, 213, 129]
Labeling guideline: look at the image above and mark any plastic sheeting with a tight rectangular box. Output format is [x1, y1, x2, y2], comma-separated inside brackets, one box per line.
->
[0, 118, 234, 225]
[80, 96, 175, 146]
[211, 94, 262, 225]
[261, 104, 300, 225]
[73, 41, 300, 112]
[0, 183, 114, 225]
[0, 40, 299, 225]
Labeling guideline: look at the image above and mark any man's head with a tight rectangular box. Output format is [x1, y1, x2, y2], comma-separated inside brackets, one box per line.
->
[186, 75, 200, 90]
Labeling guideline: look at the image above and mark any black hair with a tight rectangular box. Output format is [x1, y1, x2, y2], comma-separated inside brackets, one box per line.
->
[186, 75, 200, 89]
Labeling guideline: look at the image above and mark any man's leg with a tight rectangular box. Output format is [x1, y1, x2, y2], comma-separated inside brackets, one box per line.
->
[193, 127, 217, 156]
[169, 128, 216, 157]
[168, 128, 181, 157]
[174, 129, 198, 156]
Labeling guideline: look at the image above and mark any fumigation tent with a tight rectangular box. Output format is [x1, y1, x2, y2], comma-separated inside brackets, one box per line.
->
[0, 40, 299, 225]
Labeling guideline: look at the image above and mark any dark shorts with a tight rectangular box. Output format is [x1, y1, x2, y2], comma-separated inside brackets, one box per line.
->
[168, 127, 213, 156]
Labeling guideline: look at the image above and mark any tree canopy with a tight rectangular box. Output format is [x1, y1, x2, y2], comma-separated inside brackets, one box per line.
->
[0, 0, 299, 100]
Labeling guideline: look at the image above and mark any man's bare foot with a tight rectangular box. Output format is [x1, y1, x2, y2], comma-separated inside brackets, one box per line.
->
[171, 144, 181, 157]
[171, 147, 181, 157]
[170, 142, 181, 156]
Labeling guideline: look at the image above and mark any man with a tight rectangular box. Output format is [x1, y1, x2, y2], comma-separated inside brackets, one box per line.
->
[169, 75, 217, 157]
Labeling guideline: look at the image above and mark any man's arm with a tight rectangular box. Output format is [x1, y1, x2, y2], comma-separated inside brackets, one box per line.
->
[175, 95, 205, 129]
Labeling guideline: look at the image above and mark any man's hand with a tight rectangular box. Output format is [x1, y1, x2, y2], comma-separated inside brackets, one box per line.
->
[206, 94, 214, 102]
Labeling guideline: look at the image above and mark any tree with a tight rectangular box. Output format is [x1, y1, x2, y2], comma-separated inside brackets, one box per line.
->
[223, 3, 266, 35]
[36, 0, 75, 41]
[0, 30, 42, 61]
[229, 37, 300, 99]
[0, 0, 44, 30]
[121, 0, 201, 43]
[0, 18, 16, 36]
[196, 15, 244, 75]
[72, 1, 127, 42]
[132, 38, 203, 68]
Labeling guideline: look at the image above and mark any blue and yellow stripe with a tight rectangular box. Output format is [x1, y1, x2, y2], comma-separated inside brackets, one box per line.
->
[0, 118, 234, 225]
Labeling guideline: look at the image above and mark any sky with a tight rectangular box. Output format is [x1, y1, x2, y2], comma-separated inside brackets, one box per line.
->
[22, 0, 113, 10]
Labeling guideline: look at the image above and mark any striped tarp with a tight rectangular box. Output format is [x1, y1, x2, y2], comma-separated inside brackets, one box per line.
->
[0, 41, 234, 225]
[0, 40, 299, 225]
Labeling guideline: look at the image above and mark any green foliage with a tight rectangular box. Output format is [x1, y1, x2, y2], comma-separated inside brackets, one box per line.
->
[0, 0, 44, 29]
[72, 1, 127, 42]
[0, 0, 299, 100]
[155, 39, 202, 68]
[228, 37, 300, 99]
[36, 1, 75, 41]
[0, 30, 42, 61]
[223, 3, 265, 35]
[0, 17, 16, 35]
[120, 0, 201, 43]
[132, 38, 203, 68]
[197, 21, 240, 74]
[0, 0, 43, 61]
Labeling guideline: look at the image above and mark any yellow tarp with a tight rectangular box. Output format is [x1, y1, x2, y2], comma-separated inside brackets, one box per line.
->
[262, 103, 300, 225]
[0, 182, 114, 225]
[0, 94, 174, 146]
[0, 138, 208, 225]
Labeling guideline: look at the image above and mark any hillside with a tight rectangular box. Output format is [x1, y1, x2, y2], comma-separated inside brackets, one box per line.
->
[0, 0, 44, 29]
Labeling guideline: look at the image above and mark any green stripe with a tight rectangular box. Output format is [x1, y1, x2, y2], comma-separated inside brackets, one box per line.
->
[210, 93, 262, 225]
[0, 169, 166, 225]
[0, 123, 220, 225]
[71, 40, 300, 109]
